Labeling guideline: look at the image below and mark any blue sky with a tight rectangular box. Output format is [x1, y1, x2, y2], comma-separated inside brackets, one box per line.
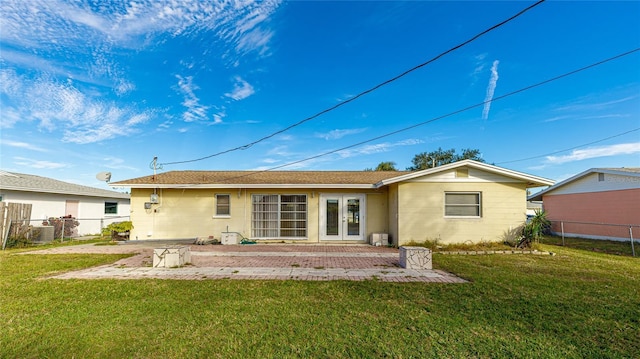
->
[1, 0, 639, 191]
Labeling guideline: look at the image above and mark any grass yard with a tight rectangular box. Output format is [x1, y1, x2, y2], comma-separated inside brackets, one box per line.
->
[540, 234, 637, 257]
[1, 246, 638, 358]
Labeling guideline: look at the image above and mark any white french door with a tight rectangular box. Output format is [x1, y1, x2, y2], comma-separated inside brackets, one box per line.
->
[319, 194, 365, 241]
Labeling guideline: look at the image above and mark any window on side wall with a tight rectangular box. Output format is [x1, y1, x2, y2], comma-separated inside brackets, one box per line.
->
[444, 192, 481, 218]
[105, 202, 118, 215]
[215, 194, 231, 217]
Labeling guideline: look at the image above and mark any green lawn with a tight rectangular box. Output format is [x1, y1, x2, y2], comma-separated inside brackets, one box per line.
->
[541, 234, 637, 257]
[1, 246, 638, 358]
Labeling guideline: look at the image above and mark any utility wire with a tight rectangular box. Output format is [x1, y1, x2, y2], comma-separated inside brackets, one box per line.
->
[159, 0, 546, 166]
[207, 48, 640, 183]
[496, 127, 640, 165]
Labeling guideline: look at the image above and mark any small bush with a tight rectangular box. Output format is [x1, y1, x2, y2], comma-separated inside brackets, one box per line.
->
[43, 216, 79, 239]
[102, 221, 133, 236]
[102, 221, 133, 241]
[518, 210, 551, 248]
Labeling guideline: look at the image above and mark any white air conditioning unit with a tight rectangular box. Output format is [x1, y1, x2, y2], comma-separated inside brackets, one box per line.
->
[221, 232, 239, 245]
[370, 233, 389, 246]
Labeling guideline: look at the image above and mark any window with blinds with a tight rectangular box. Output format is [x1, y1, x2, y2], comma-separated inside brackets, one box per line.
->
[252, 194, 307, 238]
[444, 192, 481, 217]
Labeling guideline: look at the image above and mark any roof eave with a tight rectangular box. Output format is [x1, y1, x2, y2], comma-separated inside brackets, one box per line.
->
[526, 167, 638, 201]
[110, 183, 378, 189]
[0, 186, 130, 199]
[376, 160, 554, 188]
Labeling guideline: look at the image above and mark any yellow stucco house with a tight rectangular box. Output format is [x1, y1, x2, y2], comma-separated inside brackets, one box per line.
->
[110, 160, 553, 245]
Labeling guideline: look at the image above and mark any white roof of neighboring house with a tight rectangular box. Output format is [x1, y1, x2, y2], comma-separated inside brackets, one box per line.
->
[0, 171, 130, 199]
[110, 160, 554, 189]
[527, 167, 640, 201]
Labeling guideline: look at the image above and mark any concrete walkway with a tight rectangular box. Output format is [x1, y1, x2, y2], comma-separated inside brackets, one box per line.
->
[30, 242, 467, 283]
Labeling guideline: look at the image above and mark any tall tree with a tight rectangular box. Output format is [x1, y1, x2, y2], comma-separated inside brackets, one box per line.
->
[374, 161, 398, 171]
[407, 147, 484, 171]
[364, 161, 398, 171]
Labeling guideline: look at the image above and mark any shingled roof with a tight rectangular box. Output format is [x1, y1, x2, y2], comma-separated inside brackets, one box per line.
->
[110, 170, 411, 188]
[0, 171, 129, 199]
[111, 160, 555, 189]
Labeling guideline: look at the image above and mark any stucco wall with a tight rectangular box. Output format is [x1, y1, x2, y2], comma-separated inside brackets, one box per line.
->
[365, 191, 388, 236]
[396, 181, 527, 245]
[1, 190, 130, 235]
[543, 188, 640, 240]
[129, 188, 388, 242]
[387, 184, 399, 245]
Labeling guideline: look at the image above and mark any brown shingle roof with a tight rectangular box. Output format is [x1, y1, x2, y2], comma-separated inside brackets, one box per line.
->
[111, 170, 410, 187]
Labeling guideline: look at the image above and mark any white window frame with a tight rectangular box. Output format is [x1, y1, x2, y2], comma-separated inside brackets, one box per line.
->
[444, 192, 481, 218]
[214, 194, 231, 217]
[251, 194, 307, 239]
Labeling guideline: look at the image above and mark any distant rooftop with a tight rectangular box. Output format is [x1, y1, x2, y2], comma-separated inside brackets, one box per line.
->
[0, 171, 129, 199]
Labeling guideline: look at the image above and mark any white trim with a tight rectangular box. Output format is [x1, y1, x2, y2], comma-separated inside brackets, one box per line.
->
[319, 193, 366, 241]
[251, 194, 308, 239]
[214, 193, 231, 217]
[443, 192, 482, 218]
[377, 160, 554, 188]
[111, 183, 377, 189]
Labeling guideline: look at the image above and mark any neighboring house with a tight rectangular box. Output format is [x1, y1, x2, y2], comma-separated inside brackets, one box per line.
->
[0, 170, 131, 235]
[110, 160, 552, 245]
[528, 168, 640, 241]
[526, 200, 543, 218]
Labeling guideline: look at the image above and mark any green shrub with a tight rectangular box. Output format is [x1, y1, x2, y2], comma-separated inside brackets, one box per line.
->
[102, 221, 133, 236]
[519, 210, 551, 248]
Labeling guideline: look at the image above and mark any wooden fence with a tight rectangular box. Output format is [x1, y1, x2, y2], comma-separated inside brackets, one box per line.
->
[1, 202, 33, 250]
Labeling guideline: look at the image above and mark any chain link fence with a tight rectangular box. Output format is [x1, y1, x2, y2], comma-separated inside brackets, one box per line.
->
[549, 220, 638, 257]
[2, 216, 130, 249]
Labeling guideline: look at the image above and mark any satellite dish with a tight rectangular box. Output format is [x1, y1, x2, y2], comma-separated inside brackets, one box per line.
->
[96, 171, 112, 182]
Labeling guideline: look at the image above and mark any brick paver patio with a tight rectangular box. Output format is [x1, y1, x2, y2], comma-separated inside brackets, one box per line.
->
[29, 242, 467, 283]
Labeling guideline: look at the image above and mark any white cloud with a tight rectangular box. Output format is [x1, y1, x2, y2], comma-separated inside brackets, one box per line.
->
[212, 113, 225, 124]
[175, 75, 210, 122]
[316, 128, 367, 140]
[102, 156, 138, 171]
[277, 135, 294, 141]
[267, 145, 292, 157]
[337, 138, 424, 158]
[157, 120, 173, 130]
[13, 156, 68, 169]
[471, 53, 487, 77]
[0, 70, 152, 144]
[1, 0, 282, 53]
[225, 76, 255, 101]
[546, 143, 640, 164]
[114, 79, 135, 95]
[2, 140, 48, 152]
[554, 96, 637, 113]
[0, 0, 282, 103]
[482, 60, 499, 120]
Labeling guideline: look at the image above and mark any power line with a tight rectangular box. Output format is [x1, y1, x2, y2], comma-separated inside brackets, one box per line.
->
[159, 0, 546, 167]
[496, 127, 640, 165]
[208, 48, 639, 183]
